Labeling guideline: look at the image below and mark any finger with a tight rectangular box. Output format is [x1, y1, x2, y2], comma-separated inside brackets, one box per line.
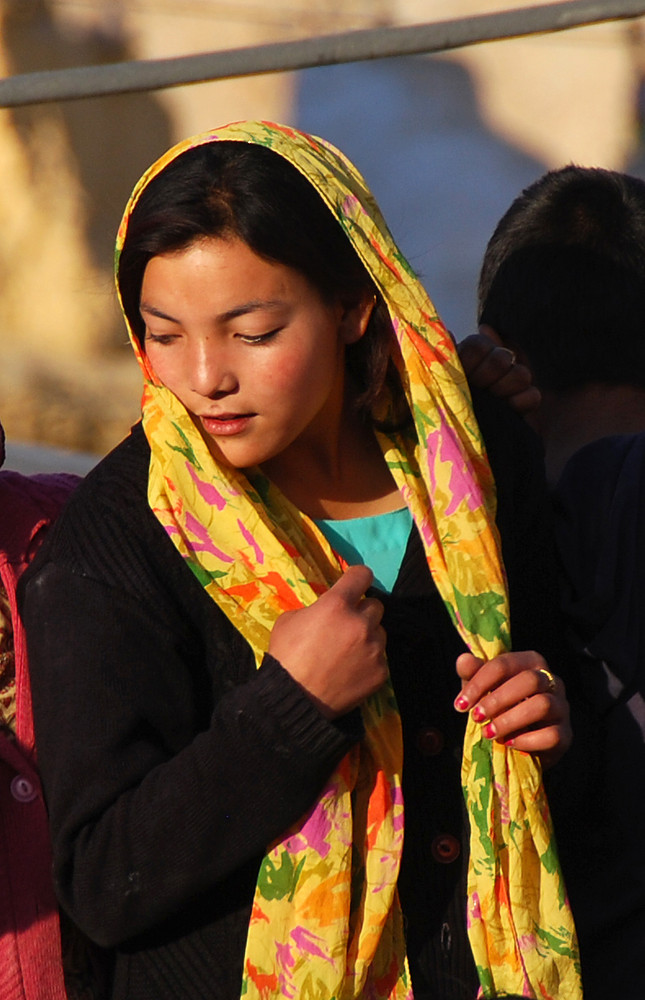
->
[359, 596, 385, 628]
[455, 652, 484, 684]
[459, 336, 520, 391]
[477, 687, 566, 739]
[472, 346, 521, 389]
[507, 385, 542, 414]
[326, 564, 374, 606]
[457, 334, 496, 376]
[456, 650, 546, 713]
[477, 324, 541, 410]
[510, 725, 572, 764]
[477, 324, 504, 348]
[374, 624, 388, 664]
[487, 361, 533, 397]
[454, 652, 484, 711]
[457, 325, 508, 387]
[476, 668, 565, 725]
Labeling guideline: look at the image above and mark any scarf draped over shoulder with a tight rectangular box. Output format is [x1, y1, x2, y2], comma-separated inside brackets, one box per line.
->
[115, 120, 581, 1000]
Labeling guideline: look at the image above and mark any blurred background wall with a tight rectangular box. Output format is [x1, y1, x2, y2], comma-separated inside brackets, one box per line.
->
[1, 0, 644, 463]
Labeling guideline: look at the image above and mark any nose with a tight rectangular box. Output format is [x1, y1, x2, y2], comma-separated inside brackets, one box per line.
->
[189, 338, 238, 398]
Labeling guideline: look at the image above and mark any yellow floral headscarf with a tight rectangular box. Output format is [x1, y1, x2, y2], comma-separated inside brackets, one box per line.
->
[115, 121, 581, 999]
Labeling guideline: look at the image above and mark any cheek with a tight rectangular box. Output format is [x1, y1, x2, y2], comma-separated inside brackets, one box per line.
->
[274, 358, 330, 411]
[266, 329, 341, 398]
[249, 345, 311, 400]
[144, 347, 181, 392]
[273, 356, 312, 394]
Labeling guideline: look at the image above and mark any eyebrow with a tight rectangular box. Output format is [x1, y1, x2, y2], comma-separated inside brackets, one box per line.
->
[139, 299, 286, 324]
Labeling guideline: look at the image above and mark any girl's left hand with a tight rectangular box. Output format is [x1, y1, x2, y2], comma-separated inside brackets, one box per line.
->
[454, 650, 572, 768]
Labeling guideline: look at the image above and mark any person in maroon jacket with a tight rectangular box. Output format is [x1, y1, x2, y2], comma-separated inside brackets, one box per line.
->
[0, 420, 80, 1000]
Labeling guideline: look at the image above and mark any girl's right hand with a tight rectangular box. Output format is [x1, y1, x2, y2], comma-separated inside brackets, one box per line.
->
[268, 564, 388, 719]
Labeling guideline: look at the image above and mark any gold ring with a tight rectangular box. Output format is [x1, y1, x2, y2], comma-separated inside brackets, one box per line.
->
[537, 667, 557, 694]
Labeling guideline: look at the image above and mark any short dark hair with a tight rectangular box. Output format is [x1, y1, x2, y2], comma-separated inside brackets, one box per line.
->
[478, 165, 645, 391]
[117, 141, 400, 419]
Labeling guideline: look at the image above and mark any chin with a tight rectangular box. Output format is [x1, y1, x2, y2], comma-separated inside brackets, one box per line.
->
[203, 440, 261, 471]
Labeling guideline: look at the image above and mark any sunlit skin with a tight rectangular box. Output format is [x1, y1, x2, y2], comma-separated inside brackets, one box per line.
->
[140, 236, 398, 519]
[140, 236, 571, 759]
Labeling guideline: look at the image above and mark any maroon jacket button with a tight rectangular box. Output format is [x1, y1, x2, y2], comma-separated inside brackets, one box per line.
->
[11, 775, 38, 803]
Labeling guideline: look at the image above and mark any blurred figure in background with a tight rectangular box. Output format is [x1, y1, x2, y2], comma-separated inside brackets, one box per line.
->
[0, 419, 80, 999]
[461, 164, 645, 1000]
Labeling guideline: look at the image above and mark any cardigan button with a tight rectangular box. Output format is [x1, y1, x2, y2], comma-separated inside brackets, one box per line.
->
[10, 775, 38, 803]
[431, 833, 461, 864]
[415, 726, 444, 756]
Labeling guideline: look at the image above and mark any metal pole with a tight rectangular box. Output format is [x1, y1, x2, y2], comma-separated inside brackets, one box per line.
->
[1, 0, 644, 107]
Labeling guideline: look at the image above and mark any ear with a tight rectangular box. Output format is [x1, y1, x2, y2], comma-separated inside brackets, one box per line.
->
[339, 290, 377, 346]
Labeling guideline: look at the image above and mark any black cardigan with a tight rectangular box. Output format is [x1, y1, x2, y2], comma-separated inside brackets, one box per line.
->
[20, 394, 560, 1000]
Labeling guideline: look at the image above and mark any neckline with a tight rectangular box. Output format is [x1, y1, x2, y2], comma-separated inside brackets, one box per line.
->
[314, 505, 409, 525]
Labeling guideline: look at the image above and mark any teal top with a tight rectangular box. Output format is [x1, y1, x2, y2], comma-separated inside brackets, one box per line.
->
[314, 506, 413, 593]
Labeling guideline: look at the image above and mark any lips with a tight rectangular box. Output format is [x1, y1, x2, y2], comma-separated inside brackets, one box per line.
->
[199, 413, 255, 437]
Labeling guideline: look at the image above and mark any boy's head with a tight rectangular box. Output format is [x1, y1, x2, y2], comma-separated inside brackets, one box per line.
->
[478, 166, 645, 392]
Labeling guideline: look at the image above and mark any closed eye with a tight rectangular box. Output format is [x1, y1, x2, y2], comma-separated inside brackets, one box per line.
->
[145, 331, 179, 346]
[237, 328, 282, 345]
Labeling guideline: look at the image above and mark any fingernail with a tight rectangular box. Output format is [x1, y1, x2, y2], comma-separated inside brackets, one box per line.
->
[505, 738, 515, 748]
[472, 705, 486, 723]
[454, 695, 469, 712]
[484, 723, 497, 739]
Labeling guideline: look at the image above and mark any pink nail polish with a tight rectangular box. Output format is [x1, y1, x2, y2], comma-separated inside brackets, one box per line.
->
[484, 723, 496, 739]
[472, 706, 486, 723]
[454, 695, 469, 712]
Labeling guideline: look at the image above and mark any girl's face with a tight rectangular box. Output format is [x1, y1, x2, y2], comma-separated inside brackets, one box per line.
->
[140, 237, 372, 470]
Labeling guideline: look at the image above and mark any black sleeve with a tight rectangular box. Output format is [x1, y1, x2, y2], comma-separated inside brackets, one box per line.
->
[22, 545, 360, 949]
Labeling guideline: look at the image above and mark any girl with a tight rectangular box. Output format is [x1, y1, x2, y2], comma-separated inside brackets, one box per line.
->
[21, 122, 578, 1000]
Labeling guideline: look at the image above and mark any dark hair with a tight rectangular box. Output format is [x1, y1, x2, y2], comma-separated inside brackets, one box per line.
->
[478, 165, 645, 391]
[117, 141, 401, 419]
